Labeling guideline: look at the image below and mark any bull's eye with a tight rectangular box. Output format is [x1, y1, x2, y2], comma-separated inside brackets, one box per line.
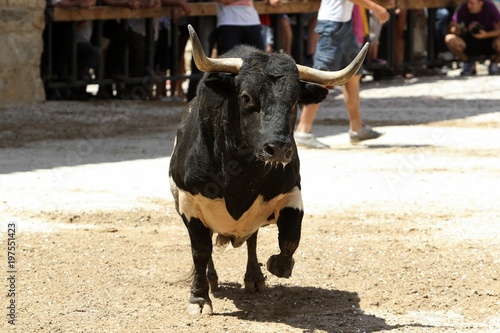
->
[240, 90, 255, 108]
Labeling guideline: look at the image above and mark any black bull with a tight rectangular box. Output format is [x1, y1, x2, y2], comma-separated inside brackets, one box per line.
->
[169, 25, 368, 315]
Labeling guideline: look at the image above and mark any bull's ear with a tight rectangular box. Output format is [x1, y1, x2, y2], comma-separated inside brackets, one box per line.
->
[298, 82, 329, 105]
[203, 73, 235, 95]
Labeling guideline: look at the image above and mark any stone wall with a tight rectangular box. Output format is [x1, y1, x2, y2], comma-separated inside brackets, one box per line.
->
[0, 0, 46, 104]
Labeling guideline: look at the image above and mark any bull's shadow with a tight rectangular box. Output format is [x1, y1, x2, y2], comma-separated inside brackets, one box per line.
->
[213, 284, 403, 332]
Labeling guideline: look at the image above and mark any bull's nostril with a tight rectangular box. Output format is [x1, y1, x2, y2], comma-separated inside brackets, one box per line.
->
[264, 144, 275, 157]
[263, 143, 293, 162]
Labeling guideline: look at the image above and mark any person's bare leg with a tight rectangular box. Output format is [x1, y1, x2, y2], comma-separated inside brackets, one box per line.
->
[394, 9, 407, 72]
[306, 17, 318, 57]
[176, 34, 189, 99]
[493, 36, 500, 63]
[295, 102, 328, 148]
[344, 74, 383, 143]
[445, 34, 468, 62]
[296, 103, 321, 133]
[280, 16, 293, 55]
[369, 42, 380, 62]
[342, 74, 363, 132]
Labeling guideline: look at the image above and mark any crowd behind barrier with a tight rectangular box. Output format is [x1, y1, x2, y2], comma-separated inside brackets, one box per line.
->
[42, 0, 470, 101]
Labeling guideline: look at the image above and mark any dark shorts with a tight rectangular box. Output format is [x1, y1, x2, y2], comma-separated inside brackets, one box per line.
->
[154, 27, 171, 71]
[463, 33, 496, 58]
[313, 20, 363, 75]
[217, 25, 265, 56]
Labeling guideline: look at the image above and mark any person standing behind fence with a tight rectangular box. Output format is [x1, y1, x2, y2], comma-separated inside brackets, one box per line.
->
[103, 0, 190, 99]
[41, 0, 95, 100]
[186, 2, 218, 102]
[103, 0, 159, 99]
[367, 6, 386, 65]
[216, 0, 266, 55]
[435, 7, 455, 62]
[445, 0, 500, 76]
[153, 13, 191, 101]
[259, 0, 293, 55]
[294, 0, 389, 148]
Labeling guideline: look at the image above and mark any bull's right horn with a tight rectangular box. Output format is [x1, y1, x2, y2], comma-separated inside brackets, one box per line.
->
[296, 43, 370, 86]
[188, 24, 243, 74]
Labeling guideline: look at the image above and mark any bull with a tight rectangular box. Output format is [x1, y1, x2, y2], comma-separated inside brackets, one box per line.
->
[169, 25, 368, 315]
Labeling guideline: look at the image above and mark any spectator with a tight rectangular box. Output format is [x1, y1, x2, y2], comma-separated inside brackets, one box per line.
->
[258, 0, 293, 54]
[41, 0, 95, 100]
[393, 8, 409, 77]
[185, 14, 217, 101]
[304, 14, 318, 66]
[294, 0, 389, 148]
[216, 0, 265, 55]
[259, 13, 273, 52]
[162, 1, 191, 101]
[352, 4, 366, 44]
[288, 12, 318, 66]
[74, 19, 103, 99]
[445, 0, 500, 76]
[154, 17, 173, 100]
[154, 16, 191, 102]
[103, 0, 160, 99]
[435, 7, 455, 62]
[260, 12, 293, 54]
[103, 0, 189, 99]
[367, 6, 387, 65]
[172, 19, 190, 102]
[278, 14, 293, 54]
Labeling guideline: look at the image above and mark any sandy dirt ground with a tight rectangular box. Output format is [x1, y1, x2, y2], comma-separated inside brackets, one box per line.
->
[1, 71, 500, 332]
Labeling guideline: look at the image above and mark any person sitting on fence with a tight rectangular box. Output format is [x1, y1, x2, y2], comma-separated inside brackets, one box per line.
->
[445, 0, 500, 76]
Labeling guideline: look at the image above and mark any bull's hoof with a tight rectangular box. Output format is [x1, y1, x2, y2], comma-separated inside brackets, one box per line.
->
[266, 255, 294, 278]
[208, 277, 219, 293]
[244, 270, 266, 293]
[188, 297, 213, 315]
[244, 279, 266, 293]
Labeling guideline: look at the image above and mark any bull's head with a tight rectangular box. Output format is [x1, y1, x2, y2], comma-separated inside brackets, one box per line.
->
[188, 25, 368, 167]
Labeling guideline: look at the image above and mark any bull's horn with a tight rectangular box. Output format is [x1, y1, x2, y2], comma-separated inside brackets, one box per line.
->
[188, 24, 243, 74]
[296, 43, 370, 86]
[188, 24, 368, 86]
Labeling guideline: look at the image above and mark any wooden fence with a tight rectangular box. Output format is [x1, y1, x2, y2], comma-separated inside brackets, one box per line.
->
[43, 0, 465, 99]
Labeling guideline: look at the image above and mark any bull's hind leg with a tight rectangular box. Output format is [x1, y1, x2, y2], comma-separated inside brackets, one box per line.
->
[267, 207, 303, 278]
[244, 231, 266, 293]
[184, 216, 213, 315]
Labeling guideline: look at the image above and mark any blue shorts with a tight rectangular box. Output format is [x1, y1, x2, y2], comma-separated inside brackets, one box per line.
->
[313, 20, 363, 75]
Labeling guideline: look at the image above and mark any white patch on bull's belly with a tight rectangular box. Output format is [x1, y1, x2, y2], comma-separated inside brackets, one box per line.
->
[177, 186, 303, 241]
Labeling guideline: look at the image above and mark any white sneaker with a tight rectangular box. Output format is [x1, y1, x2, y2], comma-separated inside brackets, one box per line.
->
[437, 51, 454, 62]
[349, 125, 383, 144]
[488, 62, 499, 75]
[294, 132, 329, 149]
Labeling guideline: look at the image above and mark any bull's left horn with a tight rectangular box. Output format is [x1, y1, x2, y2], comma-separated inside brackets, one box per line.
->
[296, 43, 370, 86]
[188, 24, 243, 74]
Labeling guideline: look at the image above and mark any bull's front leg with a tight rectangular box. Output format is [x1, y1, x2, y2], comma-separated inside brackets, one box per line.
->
[183, 215, 213, 315]
[244, 231, 266, 293]
[207, 256, 219, 292]
[266, 207, 303, 278]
